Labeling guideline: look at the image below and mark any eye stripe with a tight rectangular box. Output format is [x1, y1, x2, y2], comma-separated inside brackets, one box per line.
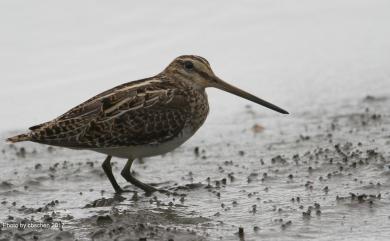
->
[174, 56, 212, 74]
[197, 70, 213, 81]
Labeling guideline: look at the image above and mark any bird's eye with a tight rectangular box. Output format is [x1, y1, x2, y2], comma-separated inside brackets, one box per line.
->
[184, 61, 194, 70]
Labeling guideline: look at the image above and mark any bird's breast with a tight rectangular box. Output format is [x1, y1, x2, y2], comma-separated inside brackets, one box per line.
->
[186, 89, 210, 133]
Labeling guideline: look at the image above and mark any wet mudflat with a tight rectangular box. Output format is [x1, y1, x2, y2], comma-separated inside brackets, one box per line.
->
[1, 0, 390, 240]
[0, 95, 389, 241]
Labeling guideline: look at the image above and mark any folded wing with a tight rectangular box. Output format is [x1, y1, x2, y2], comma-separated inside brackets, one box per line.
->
[29, 77, 190, 148]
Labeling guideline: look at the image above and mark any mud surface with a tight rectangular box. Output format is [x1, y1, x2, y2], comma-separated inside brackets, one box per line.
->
[1, 95, 389, 241]
[1, 1, 390, 240]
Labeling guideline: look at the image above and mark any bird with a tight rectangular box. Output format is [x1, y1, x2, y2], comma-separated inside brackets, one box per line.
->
[7, 55, 288, 194]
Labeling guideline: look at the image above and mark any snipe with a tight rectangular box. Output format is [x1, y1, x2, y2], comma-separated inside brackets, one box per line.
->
[7, 55, 288, 194]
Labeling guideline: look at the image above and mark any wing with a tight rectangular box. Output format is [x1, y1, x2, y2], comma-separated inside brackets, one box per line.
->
[30, 77, 160, 129]
[29, 76, 191, 148]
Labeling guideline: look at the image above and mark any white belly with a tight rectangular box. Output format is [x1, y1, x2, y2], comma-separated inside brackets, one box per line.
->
[90, 128, 194, 159]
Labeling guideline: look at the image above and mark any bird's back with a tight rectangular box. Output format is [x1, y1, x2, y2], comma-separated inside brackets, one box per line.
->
[8, 75, 209, 150]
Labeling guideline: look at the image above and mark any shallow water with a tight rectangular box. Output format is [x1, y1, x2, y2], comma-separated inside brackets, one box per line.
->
[1, 96, 389, 240]
[1, 0, 390, 240]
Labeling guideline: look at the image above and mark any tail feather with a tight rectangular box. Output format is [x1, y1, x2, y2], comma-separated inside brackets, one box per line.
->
[6, 133, 31, 143]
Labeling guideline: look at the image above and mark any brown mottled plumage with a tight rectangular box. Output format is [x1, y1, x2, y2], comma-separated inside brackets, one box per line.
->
[7, 55, 288, 194]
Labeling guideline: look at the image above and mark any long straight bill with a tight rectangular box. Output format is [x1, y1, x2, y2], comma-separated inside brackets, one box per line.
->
[214, 77, 289, 114]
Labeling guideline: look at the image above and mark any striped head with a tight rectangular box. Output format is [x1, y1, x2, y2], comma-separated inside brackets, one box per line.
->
[163, 55, 215, 88]
[163, 55, 289, 114]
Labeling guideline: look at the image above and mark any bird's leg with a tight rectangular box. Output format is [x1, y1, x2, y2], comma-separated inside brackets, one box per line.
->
[102, 155, 124, 194]
[121, 158, 157, 194]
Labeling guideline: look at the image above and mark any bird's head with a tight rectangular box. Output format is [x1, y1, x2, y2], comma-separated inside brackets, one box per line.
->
[163, 55, 289, 114]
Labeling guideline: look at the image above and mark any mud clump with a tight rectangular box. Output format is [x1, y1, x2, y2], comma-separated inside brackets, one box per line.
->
[96, 215, 113, 225]
[84, 196, 126, 208]
[238, 227, 244, 239]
